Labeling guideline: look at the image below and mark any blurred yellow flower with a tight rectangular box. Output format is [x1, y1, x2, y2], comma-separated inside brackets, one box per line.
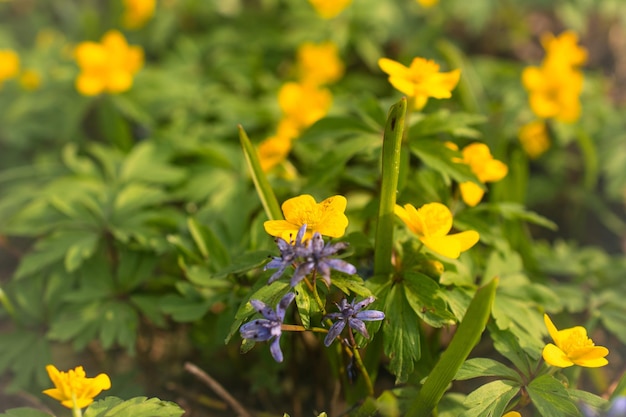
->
[308, 0, 352, 19]
[278, 81, 332, 131]
[395, 202, 479, 259]
[297, 41, 344, 86]
[503, 412, 521, 417]
[19, 69, 41, 91]
[264, 194, 349, 240]
[122, 0, 156, 29]
[542, 314, 609, 368]
[43, 365, 111, 409]
[541, 30, 587, 69]
[0, 49, 20, 86]
[258, 136, 292, 173]
[378, 57, 460, 110]
[518, 120, 550, 159]
[416, 0, 439, 7]
[74, 30, 144, 96]
[522, 62, 583, 123]
[447, 142, 508, 207]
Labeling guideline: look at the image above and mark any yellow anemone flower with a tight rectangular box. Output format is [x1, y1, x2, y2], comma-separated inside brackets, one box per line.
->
[394, 202, 479, 259]
[122, 0, 156, 29]
[503, 412, 522, 417]
[296, 41, 344, 86]
[378, 57, 460, 111]
[278, 81, 332, 131]
[264, 194, 348, 240]
[541, 30, 587, 69]
[308, 0, 352, 19]
[74, 30, 144, 96]
[416, 0, 439, 7]
[542, 314, 609, 368]
[518, 120, 550, 159]
[0, 49, 20, 86]
[43, 365, 111, 409]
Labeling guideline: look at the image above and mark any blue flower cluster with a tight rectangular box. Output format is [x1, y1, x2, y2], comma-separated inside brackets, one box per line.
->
[239, 224, 385, 362]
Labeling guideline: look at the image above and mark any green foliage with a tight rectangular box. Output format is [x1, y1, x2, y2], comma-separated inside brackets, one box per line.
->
[83, 397, 184, 417]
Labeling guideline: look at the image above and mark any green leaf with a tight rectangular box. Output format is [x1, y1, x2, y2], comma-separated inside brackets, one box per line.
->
[238, 125, 282, 221]
[213, 250, 273, 279]
[294, 281, 312, 329]
[84, 396, 184, 417]
[331, 273, 373, 298]
[186, 217, 230, 268]
[409, 110, 486, 139]
[461, 380, 520, 417]
[474, 203, 558, 231]
[383, 283, 421, 384]
[0, 409, 53, 417]
[403, 272, 456, 327]
[568, 389, 608, 410]
[408, 138, 482, 186]
[488, 325, 536, 378]
[119, 142, 186, 185]
[406, 277, 498, 417]
[527, 375, 582, 417]
[455, 358, 522, 382]
[64, 232, 100, 273]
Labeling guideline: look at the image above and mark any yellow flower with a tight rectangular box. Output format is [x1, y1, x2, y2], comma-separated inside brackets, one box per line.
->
[0, 49, 20, 86]
[518, 120, 550, 159]
[541, 30, 587, 69]
[122, 0, 156, 29]
[308, 0, 352, 19]
[278, 81, 332, 131]
[522, 62, 583, 123]
[378, 57, 460, 110]
[503, 412, 521, 417]
[74, 30, 144, 96]
[264, 194, 349, 240]
[297, 41, 344, 86]
[43, 365, 111, 409]
[416, 0, 439, 7]
[19, 69, 41, 91]
[258, 136, 292, 173]
[542, 314, 609, 368]
[447, 142, 508, 207]
[395, 202, 479, 259]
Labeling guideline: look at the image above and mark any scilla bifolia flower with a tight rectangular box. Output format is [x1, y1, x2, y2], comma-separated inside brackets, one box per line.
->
[324, 297, 385, 347]
[265, 224, 356, 287]
[239, 292, 295, 363]
[542, 314, 609, 368]
[43, 365, 111, 409]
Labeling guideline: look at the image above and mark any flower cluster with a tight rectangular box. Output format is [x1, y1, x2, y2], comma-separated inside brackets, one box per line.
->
[307, 0, 352, 19]
[395, 202, 479, 259]
[0, 49, 41, 91]
[324, 297, 385, 347]
[520, 31, 587, 158]
[447, 142, 508, 207]
[43, 365, 111, 409]
[122, 0, 156, 29]
[378, 56, 460, 111]
[258, 41, 344, 172]
[73, 30, 144, 96]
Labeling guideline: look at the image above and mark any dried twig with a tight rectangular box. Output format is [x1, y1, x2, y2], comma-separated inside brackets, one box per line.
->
[184, 362, 253, 417]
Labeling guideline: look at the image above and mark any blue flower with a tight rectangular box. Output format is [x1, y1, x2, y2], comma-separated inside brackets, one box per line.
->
[581, 396, 626, 417]
[264, 224, 357, 287]
[324, 296, 385, 347]
[239, 292, 295, 362]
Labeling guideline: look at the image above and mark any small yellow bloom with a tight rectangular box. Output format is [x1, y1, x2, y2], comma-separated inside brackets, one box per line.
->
[541, 30, 587, 69]
[19, 69, 41, 91]
[278, 81, 332, 131]
[522, 63, 583, 123]
[416, 0, 439, 7]
[258, 135, 292, 172]
[542, 314, 609, 368]
[308, 0, 352, 19]
[74, 30, 144, 96]
[503, 412, 522, 417]
[264, 194, 349, 240]
[297, 41, 344, 86]
[0, 49, 20, 85]
[43, 365, 111, 409]
[518, 120, 550, 159]
[122, 0, 156, 29]
[378, 57, 460, 110]
[395, 202, 479, 259]
[448, 142, 508, 207]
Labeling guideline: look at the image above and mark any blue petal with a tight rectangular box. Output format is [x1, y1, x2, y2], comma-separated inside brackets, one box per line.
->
[353, 296, 376, 312]
[240, 320, 273, 341]
[250, 299, 278, 321]
[276, 292, 295, 320]
[355, 310, 385, 321]
[325, 259, 357, 276]
[270, 336, 284, 363]
[324, 320, 346, 347]
[290, 262, 314, 287]
[348, 318, 369, 339]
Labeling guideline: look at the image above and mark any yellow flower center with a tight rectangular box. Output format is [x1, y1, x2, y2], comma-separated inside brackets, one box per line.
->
[561, 328, 594, 354]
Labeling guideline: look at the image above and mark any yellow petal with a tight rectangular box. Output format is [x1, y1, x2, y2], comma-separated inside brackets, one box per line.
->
[388, 76, 416, 96]
[423, 69, 461, 98]
[417, 202, 452, 237]
[378, 58, 411, 78]
[450, 230, 480, 252]
[572, 346, 609, 367]
[543, 314, 561, 346]
[315, 195, 348, 237]
[281, 194, 317, 224]
[263, 220, 300, 240]
[542, 343, 575, 367]
[503, 412, 522, 417]
[480, 159, 508, 182]
[74, 42, 107, 69]
[459, 181, 485, 207]
[420, 235, 463, 259]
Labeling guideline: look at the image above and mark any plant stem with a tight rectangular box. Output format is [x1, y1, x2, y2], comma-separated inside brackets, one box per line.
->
[0, 286, 15, 319]
[373, 97, 407, 278]
[348, 328, 375, 397]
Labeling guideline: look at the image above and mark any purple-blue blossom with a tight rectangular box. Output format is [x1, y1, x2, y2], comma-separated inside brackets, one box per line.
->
[239, 292, 295, 362]
[324, 296, 385, 347]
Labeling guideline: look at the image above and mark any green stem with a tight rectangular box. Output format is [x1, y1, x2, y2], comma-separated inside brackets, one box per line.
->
[373, 98, 407, 278]
[281, 324, 328, 333]
[0, 286, 16, 319]
[351, 342, 375, 397]
[72, 393, 82, 417]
